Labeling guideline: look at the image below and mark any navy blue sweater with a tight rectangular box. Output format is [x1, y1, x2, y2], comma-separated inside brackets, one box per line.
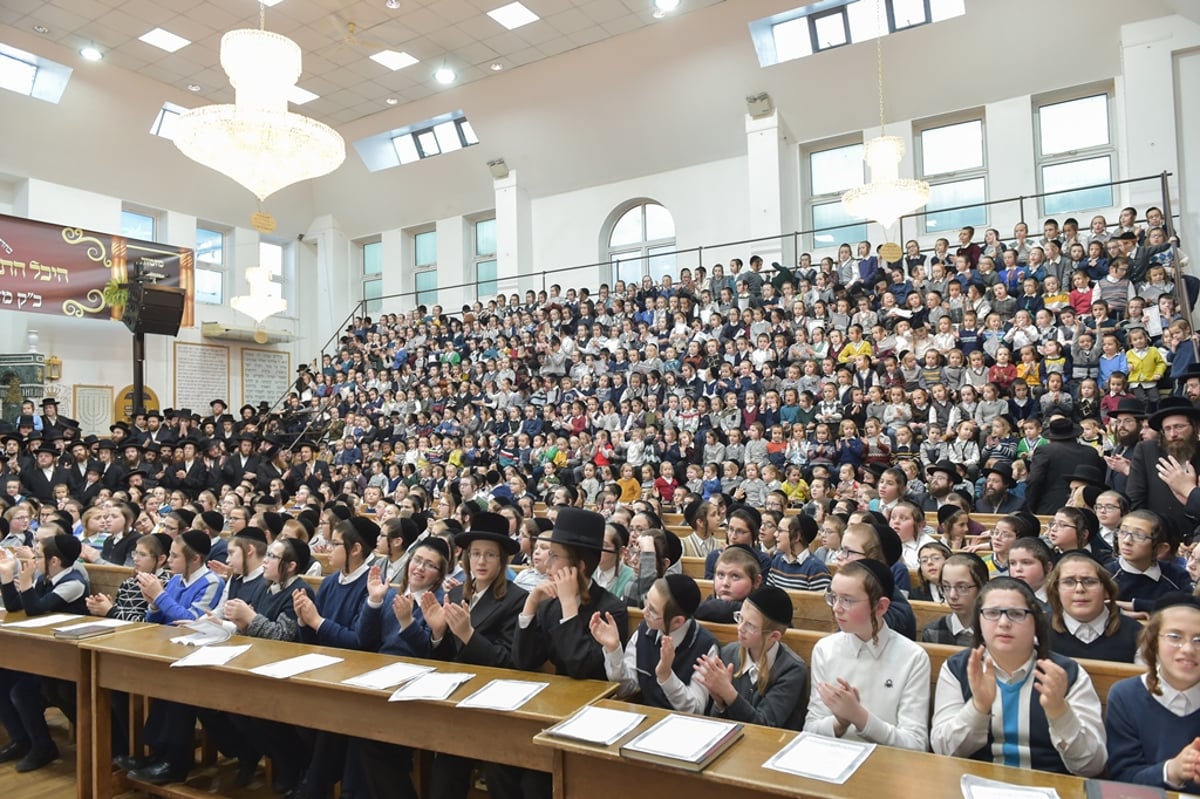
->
[1105, 675, 1200, 791]
[302, 569, 371, 650]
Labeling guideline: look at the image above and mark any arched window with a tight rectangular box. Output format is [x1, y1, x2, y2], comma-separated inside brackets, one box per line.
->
[604, 200, 676, 286]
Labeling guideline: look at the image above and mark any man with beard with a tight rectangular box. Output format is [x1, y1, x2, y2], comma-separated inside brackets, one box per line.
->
[64, 440, 96, 498]
[1024, 416, 1105, 515]
[1103, 398, 1147, 494]
[1129, 397, 1200, 547]
[919, 460, 960, 513]
[975, 461, 1024, 513]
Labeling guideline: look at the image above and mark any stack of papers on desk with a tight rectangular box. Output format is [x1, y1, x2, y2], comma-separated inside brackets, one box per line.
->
[457, 679, 548, 711]
[4, 613, 79, 628]
[544, 706, 646, 746]
[249, 653, 343, 679]
[53, 618, 136, 640]
[961, 775, 1062, 799]
[388, 672, 475, 702]
[620, 714, 742, 772]
[171, 645, 251, 668]
[763, 732, 875, 784]
[169, 618, 232, 646]
[342, 662, 434, 691]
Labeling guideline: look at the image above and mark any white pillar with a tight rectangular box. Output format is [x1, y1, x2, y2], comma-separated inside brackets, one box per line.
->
[304, 214, 352, 355]
[494, 170, 533, 295]
[745, 110, 796, 267]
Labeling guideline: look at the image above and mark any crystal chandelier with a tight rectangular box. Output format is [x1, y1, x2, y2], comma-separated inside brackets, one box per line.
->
[172, 5, 345, 202]
[231, 267, 287, 323]
[841, 6, 929, 231]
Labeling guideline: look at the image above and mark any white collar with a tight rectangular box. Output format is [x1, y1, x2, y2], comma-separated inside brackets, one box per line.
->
[850, 623, 894, 660]
[1064, 607, 1109, 643]
[947, 613, 973, 637]
[1145, 671, 1200, 717]
[240, 565, 265, 583]
[339, 560, 371, 585]
[990, 653, 1036, 684]
[181, 565, 211, 587]
[48, 568, 75, 586]
[739, 640, 779, 681]
[1119, 557, 1162, 581]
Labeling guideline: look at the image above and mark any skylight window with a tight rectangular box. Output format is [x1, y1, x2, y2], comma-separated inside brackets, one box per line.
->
[370, 50, 419, 71]
[750, 0, 966, 68]
[138, 28, 191, 53]
[149, 101, 189, 139]
[288, 86, 319, 105]
[0, 44, 71, 103]
[487, 2, 540, 31]
[0, 51, 36, 95]
[354, 111, 479, 172]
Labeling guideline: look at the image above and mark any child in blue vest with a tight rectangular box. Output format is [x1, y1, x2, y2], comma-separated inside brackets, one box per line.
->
[931, 577, 1106, 776]
[1106, 509, 1192, 614]
[1105, 592, 1200, 791]
[591, 573, 718, 714]
[0, 534, 87, 772]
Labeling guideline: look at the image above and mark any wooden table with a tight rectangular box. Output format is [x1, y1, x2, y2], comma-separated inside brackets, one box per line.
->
[535, 700, 1180, 799]
[84, 624, 615, 799]
[0, 611, 151, 799]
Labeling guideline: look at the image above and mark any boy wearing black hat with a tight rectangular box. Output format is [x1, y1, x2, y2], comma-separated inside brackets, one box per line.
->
[591, 573, 718, 714]
[0, 534, 87, 771]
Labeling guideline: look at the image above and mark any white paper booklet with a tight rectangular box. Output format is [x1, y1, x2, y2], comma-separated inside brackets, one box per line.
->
[4, 613, 79, 628]
[169, 617, 232, 646]
[457, 679, 548, 711]
[961, 775, 1061, 799]
[545, 705, 646, 746]
[622, 715, 739, 763]
[763, 732, 876, 784]
[170, 644, 252, 668]
[55, 618, 135, 632]
[248, 653, 343, 679]
[342, 662, 435, 691]
[388, 672, 475, 702]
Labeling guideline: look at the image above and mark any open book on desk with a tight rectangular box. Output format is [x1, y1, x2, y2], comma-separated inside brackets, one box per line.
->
[619, 714, 742, 773]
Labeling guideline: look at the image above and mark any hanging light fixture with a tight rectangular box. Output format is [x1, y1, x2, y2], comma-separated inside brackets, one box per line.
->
[231, 267, 288, 324]
[172, 3, 345, 203]
[841, 4, 929, 231]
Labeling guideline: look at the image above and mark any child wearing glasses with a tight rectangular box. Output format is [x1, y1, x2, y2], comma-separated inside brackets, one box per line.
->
[921, 554, 988, 647]
[1105, 593, 1200, 791]
[1046, 551, 1141, 663]
[805, 559, 930, 750]
[693, 585, 809, 730]
[931, 577, 1107, 776]
[1105, 510, 1192, 615]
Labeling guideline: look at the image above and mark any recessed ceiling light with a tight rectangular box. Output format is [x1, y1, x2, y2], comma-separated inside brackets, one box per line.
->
[260, 0, 286, 5]
[33, 25, 48, 34]
[288, 86, 319, 105]
[370, 50, 419, 71]
[138, 27, 191, 53]
[434, 66, 456, 84]
[654, 0, 681, 11]
[187, 83, 201, 92]
[385, 0, 401, 8]
[490, 62, 504, 71]
[487, 2, 539, 31]
[386, 97, 399, 105]
[79, 46, 103, 61]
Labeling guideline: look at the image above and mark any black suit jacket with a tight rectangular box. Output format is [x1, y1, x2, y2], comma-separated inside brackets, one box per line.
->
[1128, 439, 1200, 544]
[286, 459, 331, 495]
[221, 454, 261, 487]
[1025, 440, 1104, 515]
[20, 464, 70, 502]
[432, 581, 529, 668]
[512, 583, 627, 680]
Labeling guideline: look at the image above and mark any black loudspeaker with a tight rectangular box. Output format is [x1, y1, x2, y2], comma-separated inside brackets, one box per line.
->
[122, 283, 185, 336]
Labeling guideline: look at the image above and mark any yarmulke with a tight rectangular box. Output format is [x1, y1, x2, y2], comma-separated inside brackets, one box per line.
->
[53, 534, 82, 566]
[663, 573, 701, 617]
[151, 532, 174, 554]
[349, 516, 381, 542]
[416, 536, 451, 565]
[288, 539, 312, 576]
[853, 558, 895, 600]
[235, 526, 268, 545]
[181, 529, 211, 557]
[874, 522, 902, 567]
[937, 504, 962, 528]
[1076, 507, 1100, 543]
[1153, 592, 1200, 614]
[746, 586, 792, 628]
[794, 513, 818, 543]
[296, 516, 315, 539]
[329, 504, 352, 521]
[261, 511, 285, 538]
[200, 510, 224, 532]
[174, 508, 197, 528]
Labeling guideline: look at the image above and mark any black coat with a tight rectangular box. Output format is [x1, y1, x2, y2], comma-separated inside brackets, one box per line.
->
[1127, 439, 1200, 544]
[1024, 440, 1104, 515]
[432, 581, 528, 668]
[512, 583, 626, 680]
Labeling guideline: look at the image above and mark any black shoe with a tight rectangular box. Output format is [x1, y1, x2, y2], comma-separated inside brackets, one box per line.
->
[15, 746, 59, 773]
[127, 760, 189, 785]
[112, 754, 152, 772]
[0, 740, 30, 764]
[235, 757, 259, 788]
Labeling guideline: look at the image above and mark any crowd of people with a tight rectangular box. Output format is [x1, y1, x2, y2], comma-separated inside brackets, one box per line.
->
[1, 206, 1200, 795]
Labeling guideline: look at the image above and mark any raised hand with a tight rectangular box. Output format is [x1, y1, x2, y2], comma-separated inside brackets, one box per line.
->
[85, 593, 114, 616]
[588, 611, 621, 653]
[366, 566, 388, 605]
[420, 592, 447, 640]
[693, 653, 736, 705]
[136, 570, 165, 601]
[655, 632, 676, 683]
[443, 600, 474, 643]
[392, 592, 415, 628]
[966, 645, 997, 715]
[1033, 658, 1069, 720]
[224, 598, 255, 630]
[293, 589, 321, 629]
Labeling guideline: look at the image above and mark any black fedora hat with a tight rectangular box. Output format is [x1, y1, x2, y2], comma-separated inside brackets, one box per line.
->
[456, 511, 519, 556]
[1148, 396, 1200, 432]
[926, 459, 958, 479]
[1111, 397, 1147, 419]
[544, 507, 608, 552]
[1063, 463, 1106, 487]
[982, 461, 1016, 488]
[1044, 416, 1082, 440]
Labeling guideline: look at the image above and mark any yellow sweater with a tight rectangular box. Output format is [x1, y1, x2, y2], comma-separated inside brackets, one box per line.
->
[1125, 347, 1167, 386]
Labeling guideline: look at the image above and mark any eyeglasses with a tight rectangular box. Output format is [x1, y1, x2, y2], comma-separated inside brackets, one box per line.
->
[1160, 632, 1200, 650]
[643, 605, 662, 622]
[1092, 503, 1122, 512]
[732, 611, 759, 632]
[1116, 529, 1154, 544]
[469, 550, 500, 562]
[264, 552, 281, 561]
[918, 555, 946, 566]
[1048, 521, 1076, 531]
[837, 546, 865, 559]
[980, 607, 1032, 623]
[1060, 577, 1102, 590]
[939, 583, 977, 596]
[991, 529, 1016, 541]
[823, 591, 863, 609]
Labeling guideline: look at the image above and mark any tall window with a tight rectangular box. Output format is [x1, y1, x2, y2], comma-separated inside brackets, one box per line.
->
[916, 117, 987, 233]
[362, 240, 382, 314]
[194, 226, 224, 304]
[120, 209, 156, 241]
[413, 229, 437, 307]
[258, 240, 286, 311]
[474, 218, 497, 301]
[1035, 89, 1115, 216]
[807, 142, 866, 249]
[606, 201, 676, 287]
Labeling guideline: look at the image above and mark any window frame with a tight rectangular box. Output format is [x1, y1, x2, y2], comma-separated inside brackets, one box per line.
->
[886, 0, 932, 31]
[808, 7, 851, 52]
[1032, 85, 1117, 217]
[194, 224, 228, 305]
[804, 138, 867, 251]
[360, 239, 383, 315]
[412, 227, 438, 308]
[120, 208, 158, 241]
[472, 216, 498, 303]
[603, 201, 677, 286]
[914, 113, 989, 234]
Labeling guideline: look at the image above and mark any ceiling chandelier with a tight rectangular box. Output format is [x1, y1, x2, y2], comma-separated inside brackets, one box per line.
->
[172, 4, 345, 203]
[231, 266, 287, 324]
[841, 6, 929, 231]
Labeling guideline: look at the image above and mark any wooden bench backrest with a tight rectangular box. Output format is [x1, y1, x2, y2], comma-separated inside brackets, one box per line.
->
[86, 563, 131, 599]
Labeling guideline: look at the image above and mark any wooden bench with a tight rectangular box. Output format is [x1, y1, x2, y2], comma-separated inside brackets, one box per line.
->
[86, 563, 131, 599]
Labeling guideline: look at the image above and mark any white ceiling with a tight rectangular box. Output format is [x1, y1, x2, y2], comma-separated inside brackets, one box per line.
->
[0, 0, 724, 127]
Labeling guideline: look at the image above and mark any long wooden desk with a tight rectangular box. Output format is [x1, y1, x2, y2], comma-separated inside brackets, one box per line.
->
[84, 624, 615, 799]
[536, 699, 1176, 799]
[0, 611, 153, 799]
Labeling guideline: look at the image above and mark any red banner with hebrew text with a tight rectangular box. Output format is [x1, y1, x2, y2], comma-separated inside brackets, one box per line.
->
[0, 213, 194, 326]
